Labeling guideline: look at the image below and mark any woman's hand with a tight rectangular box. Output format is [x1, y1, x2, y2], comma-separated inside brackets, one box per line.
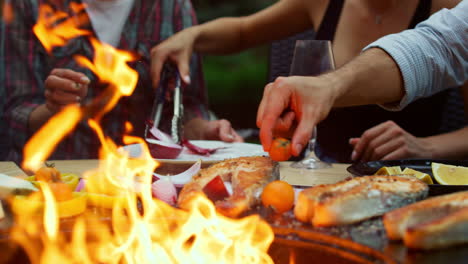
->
[184, 118, 243, 143]
[349, 121, 433, 162]
[150, 28, 197, 87]
[44, 69, 90, 113]
[257, 75, 338, 156]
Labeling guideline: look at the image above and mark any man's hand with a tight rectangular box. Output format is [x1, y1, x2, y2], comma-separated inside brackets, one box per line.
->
[349, 120, 433, 161]
[257, 76, 338, 156]
[44, 69, 90, 113]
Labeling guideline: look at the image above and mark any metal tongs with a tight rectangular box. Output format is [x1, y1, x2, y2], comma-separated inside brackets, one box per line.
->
[145, 64, 184, 144]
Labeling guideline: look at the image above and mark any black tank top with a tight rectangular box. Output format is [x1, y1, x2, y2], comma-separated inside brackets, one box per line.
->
[313, 0, 453, 163]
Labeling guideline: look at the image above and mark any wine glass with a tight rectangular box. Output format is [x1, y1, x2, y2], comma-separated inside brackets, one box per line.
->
[289, 40, 335, 169]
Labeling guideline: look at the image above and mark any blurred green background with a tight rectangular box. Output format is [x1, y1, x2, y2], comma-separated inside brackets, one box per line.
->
[193, 0, 274, 132]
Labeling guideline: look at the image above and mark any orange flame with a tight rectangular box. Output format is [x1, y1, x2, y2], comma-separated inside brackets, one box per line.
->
[23, 106, 82, 171]
[14, 3, 275, 264]
[32, 3, 90, 53]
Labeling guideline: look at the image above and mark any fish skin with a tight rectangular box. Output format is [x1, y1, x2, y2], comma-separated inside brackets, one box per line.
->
[178, 156, 279, 217]
[404, 206, 468, 249]
[383, 191, 468, 249]
[294, 176, 428, 227]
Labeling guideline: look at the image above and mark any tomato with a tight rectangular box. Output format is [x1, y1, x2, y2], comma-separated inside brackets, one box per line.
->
[35, 166, 60, 182]
[261, 180, 295, 214]
[269, 137, 292, 161]
[48, 182, 74, 202]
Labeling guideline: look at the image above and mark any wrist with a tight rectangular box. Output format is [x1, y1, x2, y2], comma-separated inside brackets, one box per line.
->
[188, 26, 203, 53]
[322, 71, 348, 107]
[28, 104, 55, 132]
[420, 137, 437, 159]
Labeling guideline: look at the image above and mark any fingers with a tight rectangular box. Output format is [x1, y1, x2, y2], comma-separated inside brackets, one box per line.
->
[351, 121, 394, 161]
[150, 46, 167, 88]
[151, 45, 192, 88]
[291, 106, 315, 156]
[177, 58, 191, 85]
[50, 68, 90, 85]
[256, 82, 273, 127]
[45, 69, 89, 113]
[370, 139, 405, 161]
[360, 129, 397, 162]
[272, 111, 296, 138]
[216, 119, 239, 142]
[258, 79, 291, 152]
[45, 75, 87, 97]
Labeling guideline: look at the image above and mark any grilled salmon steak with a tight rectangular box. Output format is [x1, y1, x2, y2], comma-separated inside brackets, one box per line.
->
[178, 156, 279, 217]
[294, 176, 428, 227]
[383, 191, 468, 249]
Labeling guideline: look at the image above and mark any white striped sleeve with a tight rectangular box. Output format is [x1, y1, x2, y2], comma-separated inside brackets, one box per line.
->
[363, 0, 468, 111]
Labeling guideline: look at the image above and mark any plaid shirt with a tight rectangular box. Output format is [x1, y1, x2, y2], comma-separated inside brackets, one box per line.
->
[2, 0, 209, 163]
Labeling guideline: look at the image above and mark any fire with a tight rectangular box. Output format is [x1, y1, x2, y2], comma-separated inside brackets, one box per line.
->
[32, 3, 90, 53]
[13, 3, 275, 264]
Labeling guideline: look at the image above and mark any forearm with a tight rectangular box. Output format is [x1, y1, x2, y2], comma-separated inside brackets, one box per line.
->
[424, 127, 468, 159]
[332, 48, 405, 107]
[28, 104, 55, 132]
[191, 18, 248, 54]
[193, 0, 311, 55]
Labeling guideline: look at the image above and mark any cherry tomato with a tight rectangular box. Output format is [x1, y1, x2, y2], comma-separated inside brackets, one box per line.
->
[269, 137, 292, 161]
[35, 166, 61, 182]
[48, 182, 74, 202]
[261, 180, 295, 213]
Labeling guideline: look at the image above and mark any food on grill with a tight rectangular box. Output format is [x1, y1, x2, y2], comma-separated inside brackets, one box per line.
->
[178, 156, 279, 217]
[261, 180, 295, 214]
[294, 176, 428, 227]
[0, 201, 4, 220]
[432, 162, 468, 185]
[383, 191, 468, 249]
[12, 192, 87, 218]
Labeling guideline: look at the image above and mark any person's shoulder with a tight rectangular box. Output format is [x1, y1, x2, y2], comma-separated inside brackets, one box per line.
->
[430, 0, 462, 14]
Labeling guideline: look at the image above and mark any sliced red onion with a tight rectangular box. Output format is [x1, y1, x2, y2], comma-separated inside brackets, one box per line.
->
[75, 178, 86, 192]
[149, 126, 175, 144]
[181, 139, 225, 156]
[146, 138, 183, 159]
[153, 160, 201, 187]
[152, 179, 177, 206]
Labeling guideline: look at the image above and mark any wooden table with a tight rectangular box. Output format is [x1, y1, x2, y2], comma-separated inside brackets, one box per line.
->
[0, 162, 25, 177]
[7, 159, 351, 187]
[279, 162, 351, 186]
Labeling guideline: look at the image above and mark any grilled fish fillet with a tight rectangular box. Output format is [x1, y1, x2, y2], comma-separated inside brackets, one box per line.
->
[383, 191, 468, 249]
[178, 156, 279, 217]
[294, 176, 428, 227]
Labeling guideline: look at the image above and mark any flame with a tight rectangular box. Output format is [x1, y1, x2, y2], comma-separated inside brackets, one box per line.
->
[14, 3, 275, 264]
[32, 3, 90, 53]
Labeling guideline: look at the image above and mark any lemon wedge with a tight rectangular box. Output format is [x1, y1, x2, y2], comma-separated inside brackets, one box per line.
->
[401, 168, 433, 184]
[374, 166, 402, 175]
[432, 162, 468, 185]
